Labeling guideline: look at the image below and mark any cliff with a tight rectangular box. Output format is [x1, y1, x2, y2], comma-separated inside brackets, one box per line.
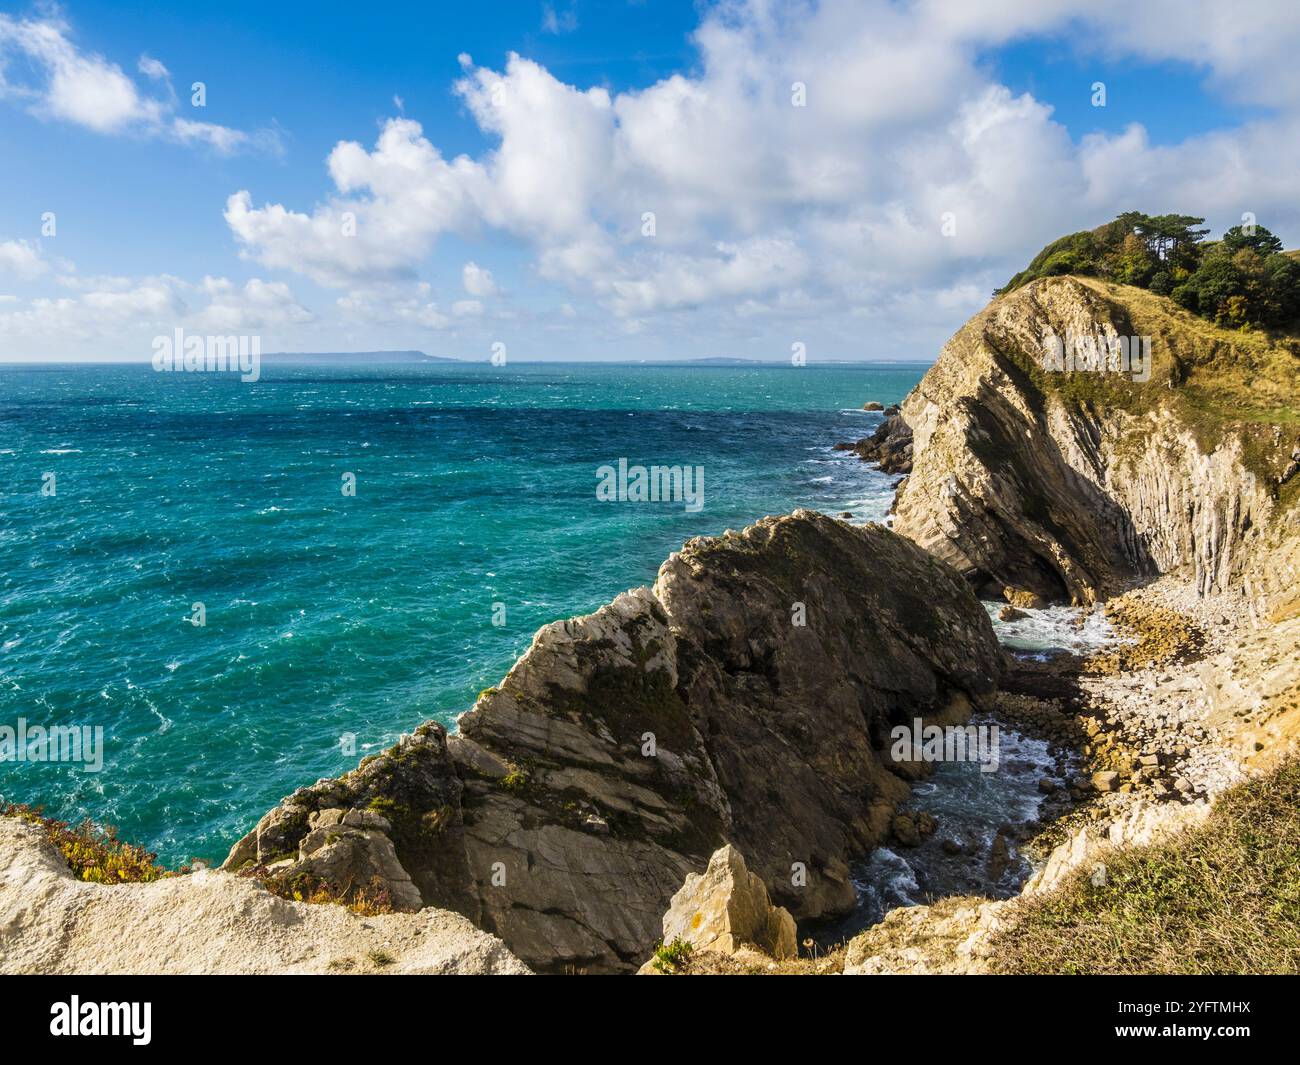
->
[891, 276, 1300, 610]
[223, 511, 1002, 972]
[0, 817, 528, 975]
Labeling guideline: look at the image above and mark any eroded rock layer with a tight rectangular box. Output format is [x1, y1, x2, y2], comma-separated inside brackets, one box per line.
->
[224, 511, 1002, 972]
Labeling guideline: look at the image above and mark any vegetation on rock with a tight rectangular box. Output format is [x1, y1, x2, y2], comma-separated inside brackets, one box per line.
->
[651, 937, 694, 973]
[1, 804, 174, 883]
[989, 759, 1300, 974]
[998, 212, 1300, 330]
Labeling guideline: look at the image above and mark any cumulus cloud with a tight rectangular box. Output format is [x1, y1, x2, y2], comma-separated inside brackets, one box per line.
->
[12, 0, 1300, 358]
[0, 239, 50, 280]
[0, 270, 313, 356]
[336, 282, 451, 330]
[225, 118, 481, 285]
[0, 12, 277, 153]
[218, 0, 1300, 351]
[190, 277, 315, 331]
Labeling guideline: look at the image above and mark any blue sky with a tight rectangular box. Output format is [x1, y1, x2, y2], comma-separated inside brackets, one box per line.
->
[2, 1, 1298, 361]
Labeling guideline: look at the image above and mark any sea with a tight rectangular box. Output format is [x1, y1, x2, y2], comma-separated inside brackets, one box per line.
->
[0, 359, 1112, 919]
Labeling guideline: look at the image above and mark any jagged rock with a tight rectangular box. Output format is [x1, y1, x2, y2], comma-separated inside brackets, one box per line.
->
[843, 895, 1006, 975]
[657, 845, 797, 961]
[999, 605, 1027, 622]
[226, 510, 1002, 973]
[1003, 587, 1048, 610]
[223, 724, 481, 922]
[836, 412, 914, 474]
[987, 833, 1011, 881]
[863, 401, 884, 411]
[892, 813, 922, 847]
[1024, 800, 1212, 896]
[289, 808, 424, 912]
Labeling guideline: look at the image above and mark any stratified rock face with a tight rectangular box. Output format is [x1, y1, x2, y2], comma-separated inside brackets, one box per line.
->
[893, 276, 1297, 606]
[658, 844, 797, 960]
[225, 510, 1002, 973]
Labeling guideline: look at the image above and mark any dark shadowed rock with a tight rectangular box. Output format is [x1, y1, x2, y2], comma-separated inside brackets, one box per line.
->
[835, 413, 914, 474]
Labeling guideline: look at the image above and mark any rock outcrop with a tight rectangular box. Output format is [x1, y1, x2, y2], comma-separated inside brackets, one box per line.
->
[835, 411, 914, 474]
[655, 844, 797, 962]
[891, 275, 1300, 608]
[0, 817, 528, 975]
[225, 510, 1002, 972]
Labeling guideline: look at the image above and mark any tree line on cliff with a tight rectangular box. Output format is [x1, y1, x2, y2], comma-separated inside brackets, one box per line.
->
[997, 211, 1300, 330]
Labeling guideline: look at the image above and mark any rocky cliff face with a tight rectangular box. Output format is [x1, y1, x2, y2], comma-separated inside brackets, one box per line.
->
[892, 276, 1299, 609]
[224, 510, 1002, 973]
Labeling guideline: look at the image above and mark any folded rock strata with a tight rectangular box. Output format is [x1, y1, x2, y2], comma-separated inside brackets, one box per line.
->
[225, 510, 1002, 973]
[892, 275, 1299, 607]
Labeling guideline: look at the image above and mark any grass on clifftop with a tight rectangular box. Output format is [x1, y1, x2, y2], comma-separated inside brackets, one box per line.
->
[989, 760, 1300, 974]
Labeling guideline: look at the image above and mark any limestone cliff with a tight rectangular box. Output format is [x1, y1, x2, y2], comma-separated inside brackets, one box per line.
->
[0, 818, 528, 975]
[224, 510, 1002, 973]
[891, 276, 1300, 610]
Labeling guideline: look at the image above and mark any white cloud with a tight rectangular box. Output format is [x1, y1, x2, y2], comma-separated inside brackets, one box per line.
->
[137, 54, 169, 81]
[337, 283, 451, 330]
[190, 277, 315, 331]
[541, 3, 579, 36]
[14, 0, 1300, 358]
[462, 261, 498, 297]
[0, 271, 314, 357]
[220, 0, 1300, 352]
[0, 239, 50, 280]
[225, 118, 481, 285]
[0, 13, 277, 153]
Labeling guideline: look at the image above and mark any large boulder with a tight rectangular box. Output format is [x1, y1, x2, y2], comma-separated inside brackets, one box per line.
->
[659, 845, 797, 960]
[225, 510, 1002, 972]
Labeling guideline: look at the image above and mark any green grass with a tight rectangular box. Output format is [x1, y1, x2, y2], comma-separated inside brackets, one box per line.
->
[989, 759, 1300, 974]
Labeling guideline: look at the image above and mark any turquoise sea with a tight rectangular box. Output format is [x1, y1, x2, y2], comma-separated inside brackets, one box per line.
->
[0, 361, 923, 864]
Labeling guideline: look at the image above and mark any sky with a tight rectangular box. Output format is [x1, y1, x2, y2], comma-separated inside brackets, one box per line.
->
[1, 0, 1299, 362]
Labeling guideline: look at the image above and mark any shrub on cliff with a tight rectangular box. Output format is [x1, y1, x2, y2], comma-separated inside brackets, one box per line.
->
[989, 759, 1300, 974]
[1, 803, 171, 883]
[998, 213, 1300, 330]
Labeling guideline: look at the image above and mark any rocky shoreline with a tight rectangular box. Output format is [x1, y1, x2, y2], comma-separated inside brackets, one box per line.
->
[215, 512, 1004, 973]
[4, 273, 1296, 976]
